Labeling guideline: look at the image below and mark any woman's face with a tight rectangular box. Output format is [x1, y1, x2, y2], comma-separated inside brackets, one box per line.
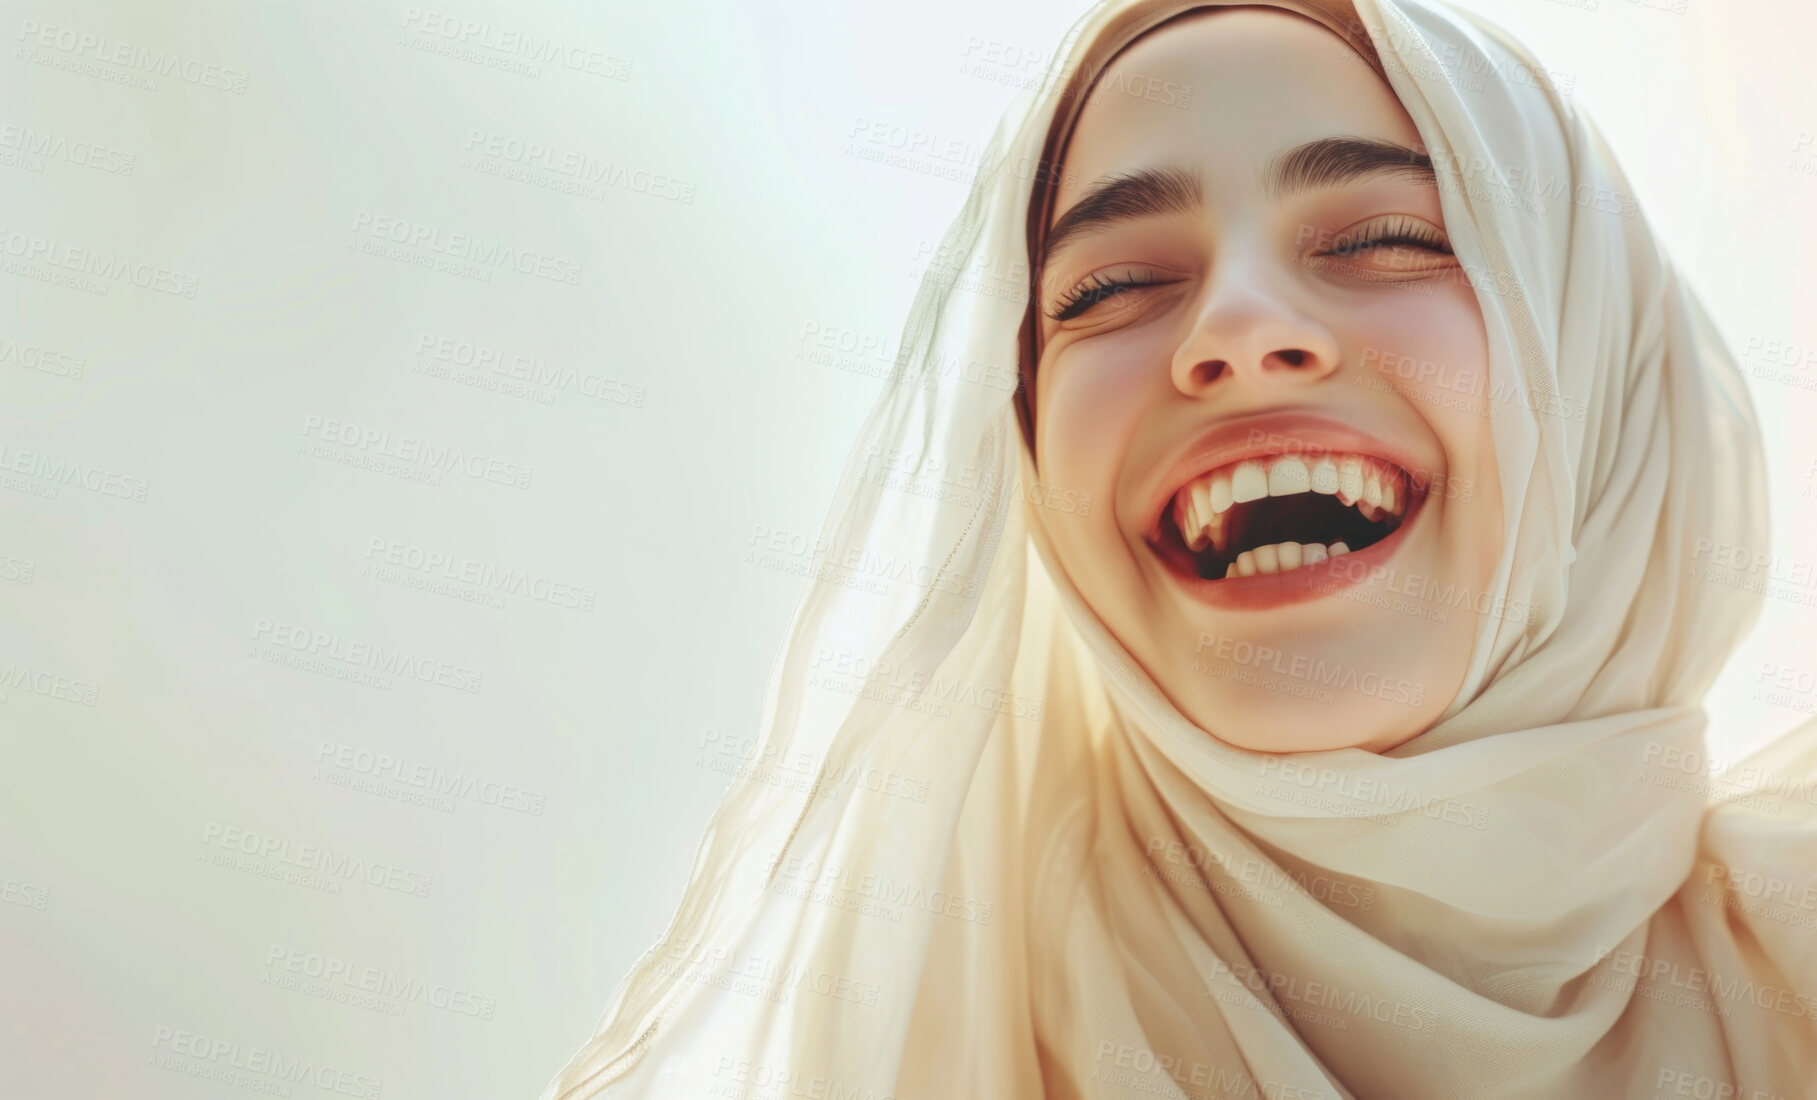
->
[1032, 7, 1503, 754]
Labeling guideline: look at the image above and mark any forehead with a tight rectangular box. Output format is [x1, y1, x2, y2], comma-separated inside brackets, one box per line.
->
[1052, 8, 1420, 213]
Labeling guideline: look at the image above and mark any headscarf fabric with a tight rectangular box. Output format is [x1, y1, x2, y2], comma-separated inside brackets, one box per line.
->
[541, 1, 1817, 1096]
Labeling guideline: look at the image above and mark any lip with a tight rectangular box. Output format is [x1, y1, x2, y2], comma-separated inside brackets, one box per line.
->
[1139, 410, 1432, 543]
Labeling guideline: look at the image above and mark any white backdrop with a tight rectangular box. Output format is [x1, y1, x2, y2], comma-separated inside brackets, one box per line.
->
[1, 1, 1813, 1096]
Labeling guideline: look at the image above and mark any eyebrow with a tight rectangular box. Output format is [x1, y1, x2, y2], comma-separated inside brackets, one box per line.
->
[1039, 137, 1437, 274]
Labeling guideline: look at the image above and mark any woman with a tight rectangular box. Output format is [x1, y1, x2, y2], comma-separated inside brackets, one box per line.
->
[544, 0, 1817, 1096]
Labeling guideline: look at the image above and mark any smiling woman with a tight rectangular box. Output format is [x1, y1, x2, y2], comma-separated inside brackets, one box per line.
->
[1023, 8, 1502, 753]
[541, 0, 1817, 1097]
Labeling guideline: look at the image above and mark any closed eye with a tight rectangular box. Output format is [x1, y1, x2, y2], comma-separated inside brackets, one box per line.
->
[1046, 269, 1183, 323]
[1314, 214, 1456, 275]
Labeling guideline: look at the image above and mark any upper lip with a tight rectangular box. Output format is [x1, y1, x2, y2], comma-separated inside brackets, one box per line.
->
[1139, 409, 1433, 542]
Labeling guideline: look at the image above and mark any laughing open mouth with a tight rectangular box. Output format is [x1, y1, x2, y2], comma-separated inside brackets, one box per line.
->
[1150, 453, 1428, 580]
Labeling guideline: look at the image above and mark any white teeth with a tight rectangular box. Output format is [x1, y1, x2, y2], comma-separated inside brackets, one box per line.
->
[1218, 540, 1348, 578]
[1186, 498, 1209, 552]
[1193, 480, 1215, 542]
[1231, 460, 1268, 504]
[1209, 472, 1234, 515]
[1337, 456, 1365, 505]
[1310, 457, 1339, 495]
[1168, 452, 1415, 559]
[1266, 455, 1310, 496]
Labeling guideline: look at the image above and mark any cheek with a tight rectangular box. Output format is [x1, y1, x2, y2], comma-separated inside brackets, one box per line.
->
[1035, 334, 1170, 493]
[1355, 285, 1493, 467]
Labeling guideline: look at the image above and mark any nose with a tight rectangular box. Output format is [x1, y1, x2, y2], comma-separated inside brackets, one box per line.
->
[1169, 252, 1341, 397]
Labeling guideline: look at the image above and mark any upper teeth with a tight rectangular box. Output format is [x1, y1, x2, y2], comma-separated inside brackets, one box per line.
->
[1173, 453, 1409, 554]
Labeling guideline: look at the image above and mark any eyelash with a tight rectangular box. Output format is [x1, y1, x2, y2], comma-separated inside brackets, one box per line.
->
[1044, 217, 1454, 323]
[1046, 270, 1176, 323]
[1319, 215, 1453, 259]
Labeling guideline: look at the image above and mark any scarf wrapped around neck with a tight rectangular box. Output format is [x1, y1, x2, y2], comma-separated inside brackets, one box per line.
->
[542, 1, 1817, 1096]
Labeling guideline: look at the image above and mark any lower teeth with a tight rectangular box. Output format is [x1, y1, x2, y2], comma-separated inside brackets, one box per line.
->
[1223, 540, 1350, 579]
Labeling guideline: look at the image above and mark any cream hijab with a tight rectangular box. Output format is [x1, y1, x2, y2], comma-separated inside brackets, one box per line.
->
[542, 0, 1817, 1096]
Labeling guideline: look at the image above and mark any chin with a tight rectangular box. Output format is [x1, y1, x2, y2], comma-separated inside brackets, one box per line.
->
[1175, 676, 1447, 755]
[1130, 500, 1473, 756]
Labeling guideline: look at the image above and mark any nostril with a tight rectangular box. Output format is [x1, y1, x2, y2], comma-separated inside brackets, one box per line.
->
[1274, 349, 1309, 368]
[1186, 361, 1228, 385]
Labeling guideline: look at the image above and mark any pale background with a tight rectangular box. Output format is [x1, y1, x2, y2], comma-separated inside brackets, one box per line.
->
[1, 0, 1813, 1096]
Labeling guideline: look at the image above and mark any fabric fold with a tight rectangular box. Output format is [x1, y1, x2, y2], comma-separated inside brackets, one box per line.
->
[539, 1, 1817, 1096]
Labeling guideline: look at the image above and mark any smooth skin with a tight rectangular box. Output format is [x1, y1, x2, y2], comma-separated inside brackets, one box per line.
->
[1030, 8, 1504, 753]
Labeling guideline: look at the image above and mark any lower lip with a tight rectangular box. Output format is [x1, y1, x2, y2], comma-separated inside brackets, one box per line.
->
[1147, 494, 1428, 611]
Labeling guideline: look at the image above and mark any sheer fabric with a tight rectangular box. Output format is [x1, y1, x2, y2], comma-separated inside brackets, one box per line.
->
[542, 1, 1817, 1096]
